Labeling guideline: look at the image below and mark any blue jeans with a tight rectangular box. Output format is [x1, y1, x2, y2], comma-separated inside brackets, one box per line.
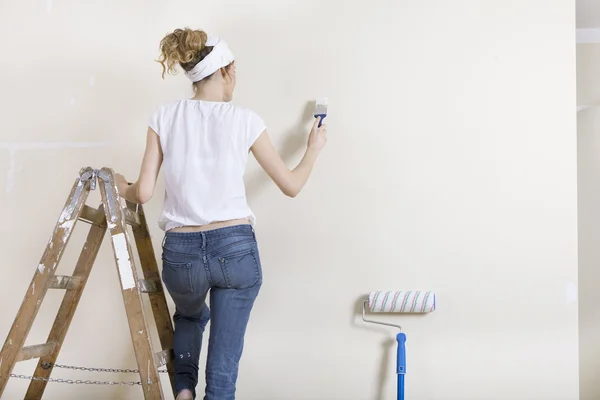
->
[161, 225, 262, 400]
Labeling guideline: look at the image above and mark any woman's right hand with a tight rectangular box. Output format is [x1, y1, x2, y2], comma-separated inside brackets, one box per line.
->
[308, 117, 327, 153]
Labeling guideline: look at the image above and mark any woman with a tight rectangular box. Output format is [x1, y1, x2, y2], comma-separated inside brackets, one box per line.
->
[114, 28, 327, 400]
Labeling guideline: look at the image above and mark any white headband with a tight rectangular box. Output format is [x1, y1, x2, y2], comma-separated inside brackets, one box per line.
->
[184, 36, 235, 82]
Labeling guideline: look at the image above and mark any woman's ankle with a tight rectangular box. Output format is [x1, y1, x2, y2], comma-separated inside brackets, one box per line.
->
[176, 389, 193, 400]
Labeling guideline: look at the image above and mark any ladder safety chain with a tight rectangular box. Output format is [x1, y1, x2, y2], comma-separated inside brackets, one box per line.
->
[9, 362, 169, 386]
[42, 362, 169, 374]
[9, 373, 142, 386]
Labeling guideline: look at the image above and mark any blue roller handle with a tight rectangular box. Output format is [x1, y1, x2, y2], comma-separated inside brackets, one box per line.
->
[397, 332, 406, 400]
[314, 114, 327, 127]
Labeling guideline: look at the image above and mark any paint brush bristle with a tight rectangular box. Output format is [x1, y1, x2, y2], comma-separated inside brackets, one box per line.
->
[314, 98, 328, 117]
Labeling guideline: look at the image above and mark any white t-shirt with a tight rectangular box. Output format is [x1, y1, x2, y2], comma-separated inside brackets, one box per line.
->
[148, 99, 266, 231]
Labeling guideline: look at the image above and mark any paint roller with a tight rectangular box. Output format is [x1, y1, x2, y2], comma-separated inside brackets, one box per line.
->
[361, 290, 436, 400]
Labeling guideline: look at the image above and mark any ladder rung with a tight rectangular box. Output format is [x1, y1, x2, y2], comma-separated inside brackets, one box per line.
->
[123, 208, 141, 227]
[138, 279, 162, 293]
[17, 342, 56, 362]
[79, 205, 106, 226]
[153, 349, 173, 368]
[79, 204, 140, 227]
[49, 275, 82, 290]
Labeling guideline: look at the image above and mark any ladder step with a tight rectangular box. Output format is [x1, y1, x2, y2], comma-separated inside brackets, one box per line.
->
[138, 279, 162, 293]
[80, 205, 140, 227]
[49, 275, 82, 290]
[153, 349, 173, 368]
[123, 208, 141, 227]
[17, 343, 56, 362]
[79, 205, 106, 226]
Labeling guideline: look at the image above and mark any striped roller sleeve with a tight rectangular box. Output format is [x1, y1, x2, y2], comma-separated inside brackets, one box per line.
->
[368, 290, 436, 313]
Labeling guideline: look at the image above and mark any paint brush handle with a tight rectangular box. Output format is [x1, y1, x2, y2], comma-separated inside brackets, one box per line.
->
[314, 114, 326, 128]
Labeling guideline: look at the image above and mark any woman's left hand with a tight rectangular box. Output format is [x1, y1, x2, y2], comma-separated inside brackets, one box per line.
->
[114, 173, 129, 195]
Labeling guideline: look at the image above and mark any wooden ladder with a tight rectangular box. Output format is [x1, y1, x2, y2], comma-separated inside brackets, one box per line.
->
[0, 167, 175, 399]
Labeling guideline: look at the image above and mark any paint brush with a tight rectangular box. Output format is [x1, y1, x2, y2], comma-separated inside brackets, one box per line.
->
[314, 98, 328, 127]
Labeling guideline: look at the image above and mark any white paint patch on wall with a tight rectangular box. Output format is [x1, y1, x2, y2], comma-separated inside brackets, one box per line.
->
[578, 105, 594, 112]
[89, 75, 95, 87]
[6, 148, 17, 194]
[112, 232, 135, 290]
[577, 28, 600, 44]
[565, 282, 578, 304]
[46, 0, 52, 13]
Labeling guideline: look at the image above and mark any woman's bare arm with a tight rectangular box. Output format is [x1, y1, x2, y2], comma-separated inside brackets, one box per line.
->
[115, 128, 163, 204]
[251, 117, 327, 197]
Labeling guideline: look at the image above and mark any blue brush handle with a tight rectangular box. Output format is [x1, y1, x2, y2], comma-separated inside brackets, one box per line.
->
[397, 332, 406, 400]
[314, 114, 327, 127]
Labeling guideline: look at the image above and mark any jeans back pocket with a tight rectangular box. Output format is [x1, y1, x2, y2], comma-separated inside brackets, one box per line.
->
[218, 244, 262, 289]
[162, 250, 195, 295]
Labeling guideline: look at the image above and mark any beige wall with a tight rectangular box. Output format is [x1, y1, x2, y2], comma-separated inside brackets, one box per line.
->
[578, 43, 600, 400]
[577, 43, 600, 107]
[578, 106, 600, 400]
[0, 1, 579, 399]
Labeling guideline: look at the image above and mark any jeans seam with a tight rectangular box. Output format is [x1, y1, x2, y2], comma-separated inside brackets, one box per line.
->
[219, 257, 232, 288]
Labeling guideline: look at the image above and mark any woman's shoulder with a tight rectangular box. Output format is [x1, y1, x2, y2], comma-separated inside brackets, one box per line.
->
[148, 99, 183, 115]
[227, 103, 264, 121]
[150, 100, 263, 122]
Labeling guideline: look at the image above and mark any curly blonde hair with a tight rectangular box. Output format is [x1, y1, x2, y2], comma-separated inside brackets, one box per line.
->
[157, 28, 213, 79]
